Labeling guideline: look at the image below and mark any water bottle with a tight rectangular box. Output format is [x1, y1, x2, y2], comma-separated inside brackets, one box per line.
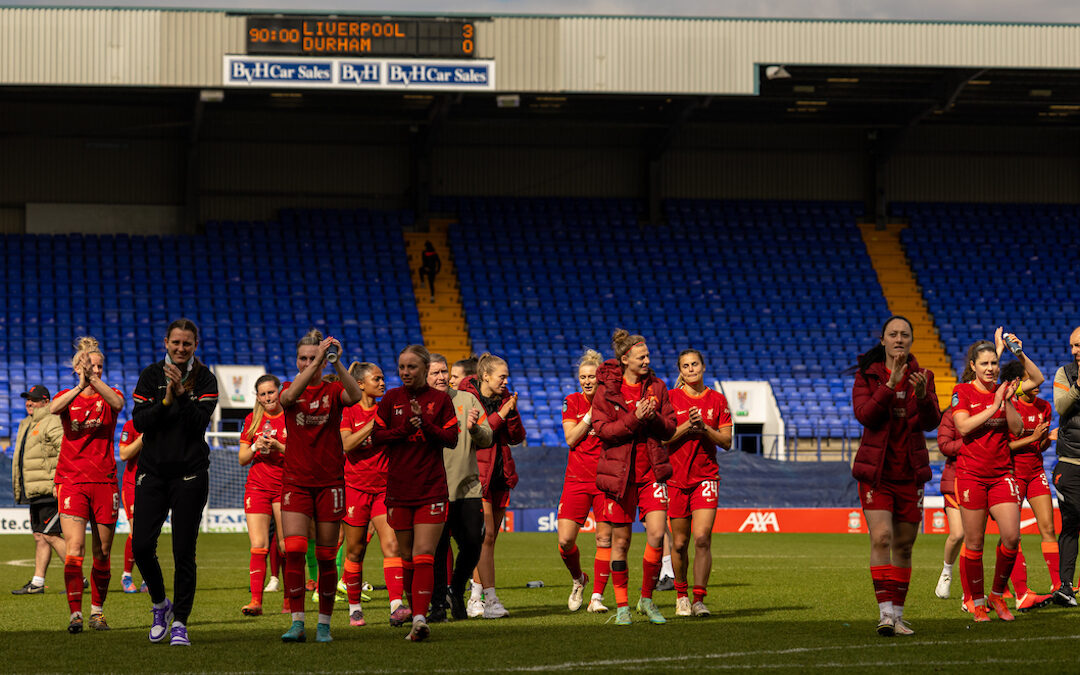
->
[526, 580, 544, 588]
[1004, 333, 1022, 356]
[326, 344, 340, 364]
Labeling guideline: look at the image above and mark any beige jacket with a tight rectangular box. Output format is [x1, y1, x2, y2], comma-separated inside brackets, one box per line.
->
[11, 406, 63, 503]
[443, 389, 494, 501]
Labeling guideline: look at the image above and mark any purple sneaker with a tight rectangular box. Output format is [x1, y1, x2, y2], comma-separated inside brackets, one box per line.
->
[389, 606, 412, 627]
[149, 600, 174, 643]
[170, 623, 190, 646]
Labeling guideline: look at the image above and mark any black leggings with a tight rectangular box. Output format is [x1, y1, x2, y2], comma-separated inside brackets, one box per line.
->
[419, 268, 437, 296]
[433, 498, 485, 603]
[132, 470, 209, 625]
[1055, 461, 1080, 586]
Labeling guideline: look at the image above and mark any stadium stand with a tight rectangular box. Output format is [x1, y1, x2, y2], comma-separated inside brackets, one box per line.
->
[896, 201, 1080, 494]
[440, 196, 886, 450]
[0, 209, 424, 506]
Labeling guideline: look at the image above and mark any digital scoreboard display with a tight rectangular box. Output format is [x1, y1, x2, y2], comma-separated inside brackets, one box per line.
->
[246, 17, 476, 58]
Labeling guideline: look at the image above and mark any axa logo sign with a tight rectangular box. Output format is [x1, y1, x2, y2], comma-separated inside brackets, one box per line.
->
[738, 511, 779, 532]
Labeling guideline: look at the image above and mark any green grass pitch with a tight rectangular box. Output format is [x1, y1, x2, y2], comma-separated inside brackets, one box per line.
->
[1, 532, 1077, 673]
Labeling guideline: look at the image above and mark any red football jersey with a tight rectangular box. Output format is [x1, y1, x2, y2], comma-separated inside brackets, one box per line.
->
[1010, 395, 1052, 476]
[667, 387, 733, 488]
[281, 380, 346, 488]
[953, 382, 1011, 479]
[55, 387, 122, 485]
[562, 392, 602, 483]
[241, 409, 288, 492]
[374, 385, 458, 506]
[341, 403, 387, 494]
[119, 419, 141, 490]
[619, 379, 656, 483]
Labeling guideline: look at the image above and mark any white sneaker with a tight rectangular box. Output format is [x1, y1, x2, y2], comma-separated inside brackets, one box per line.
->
[587, 595, 609, 613]
[691, 601, 711, 617]
[568, 574, 588, 612]
[675, 596, 692, 616]
[263, 576, 280, 593]
[405, 615, 430, 642]
[892, 617, 914, 635]
[483, 597, 510, 619]
[466, 596, 484, 618]
[935, 569, 951, 599]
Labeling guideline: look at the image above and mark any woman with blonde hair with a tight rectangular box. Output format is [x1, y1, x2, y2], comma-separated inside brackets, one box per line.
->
[239, 374, 287, 617]
[557, 349, 613, 613]
[592, 329, 677, 626]
[373, 344, 459, 641]
[51, 336, 125, 633]
[456, 353, 525, 619]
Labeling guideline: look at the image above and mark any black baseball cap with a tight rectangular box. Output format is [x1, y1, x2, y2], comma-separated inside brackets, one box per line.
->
[20, 385, 50, 401]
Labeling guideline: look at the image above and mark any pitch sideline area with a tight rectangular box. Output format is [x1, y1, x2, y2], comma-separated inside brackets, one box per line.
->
[1, 532, 1076, 673]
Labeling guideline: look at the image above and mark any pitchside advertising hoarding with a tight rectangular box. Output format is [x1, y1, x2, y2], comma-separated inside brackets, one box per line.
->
[0, 503, 1065, 534]
[222, 55, 495, 91]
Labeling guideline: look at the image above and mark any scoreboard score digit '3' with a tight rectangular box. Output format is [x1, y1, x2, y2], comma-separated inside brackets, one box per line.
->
[246, 17, 477, 58]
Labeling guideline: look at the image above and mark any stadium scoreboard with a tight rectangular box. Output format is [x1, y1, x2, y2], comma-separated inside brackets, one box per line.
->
[246, 17, 476, 58]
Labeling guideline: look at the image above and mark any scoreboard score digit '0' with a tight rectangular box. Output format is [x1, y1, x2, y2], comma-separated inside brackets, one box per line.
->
[246, 17, 476, 58]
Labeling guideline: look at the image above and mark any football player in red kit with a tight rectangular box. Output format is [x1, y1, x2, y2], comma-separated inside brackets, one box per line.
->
[592, 329, 677, 627]
[278, 330, 363, 644]
[239, 374, 287, 617]
[666, 349, 732, 618]
[558, 349, 613, 614]
[373, 344, 459, 642]
[999, 341, 1058, 608]
[51, 336, 125, 633]
[339, 361, 408, 628]
[952, 339, 1025, 622]
[851, 317, 940, 637]
[933, 407, 965, 603]
[118, 419, 145, 595]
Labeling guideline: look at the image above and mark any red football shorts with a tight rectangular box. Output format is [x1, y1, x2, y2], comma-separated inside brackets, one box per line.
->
[484, 486, 511, 509]
[557, 481, 605, 526]
[387, 501, 449, 530]
[244, 485, 280, 516]
[1014, 468, 1052, 502]
[956, 474, 1019, 511]
[602, 481, 668, 524]
[280, 483, 345, 521]
[57, 482, 119, 525]
[858, 480, 923, 523]
[942, 491, 959, 510]
[344, 487, 387, 528]
[668, 480, 720, 519]
[121, 481, 136, 521]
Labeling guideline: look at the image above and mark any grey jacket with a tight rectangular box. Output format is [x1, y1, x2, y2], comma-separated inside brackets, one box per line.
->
[443, 389, 494, 501]
[12, 406, 64, 503]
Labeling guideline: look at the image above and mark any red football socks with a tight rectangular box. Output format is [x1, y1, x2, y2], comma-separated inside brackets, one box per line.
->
[1009, 546, 1029, 596]
[559, 543, 582, 580]
[283, 535, 307, 613]
[888, 565, 911, 610]
[249, 547, 268, 605]
[1042, 541, 1062, 590]
[963, 546, 985, 602]
[641, 544, 663, 599]
[593, 546, 611, 596]
[992, 544, 1018, 596]
[90, 556, 111, 608]
[383, 556, 404, 604]
[411, 554, 435, 618]
[315, 545, 337, 617]
[870, 565, 891, 604]
[344, 559, 363, 605]
[64, 555, 84, 614]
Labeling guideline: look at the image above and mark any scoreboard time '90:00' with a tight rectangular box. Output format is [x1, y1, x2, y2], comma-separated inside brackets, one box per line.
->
[246, 17, 477, 58]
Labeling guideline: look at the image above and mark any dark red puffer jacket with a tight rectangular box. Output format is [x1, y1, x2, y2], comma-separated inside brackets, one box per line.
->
[851, 355, 941, 487]
[936, 407, 961, 497]
[592, 359, 676, 500]
[457, 375, 524, 494]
